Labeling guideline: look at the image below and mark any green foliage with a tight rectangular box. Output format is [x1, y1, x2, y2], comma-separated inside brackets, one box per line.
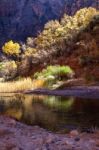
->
[34, 65, 74, 80]
[34, 65, 74, 89]
[44, 96, 74, 110]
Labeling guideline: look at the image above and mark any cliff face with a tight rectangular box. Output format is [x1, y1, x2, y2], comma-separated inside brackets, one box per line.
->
[0, 0, 98, 47]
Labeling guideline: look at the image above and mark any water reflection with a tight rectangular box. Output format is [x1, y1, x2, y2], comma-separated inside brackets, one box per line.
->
[0, 93, 99, 132]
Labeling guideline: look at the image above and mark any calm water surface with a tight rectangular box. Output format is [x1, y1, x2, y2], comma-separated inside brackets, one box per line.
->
[0, 93, 99, 132]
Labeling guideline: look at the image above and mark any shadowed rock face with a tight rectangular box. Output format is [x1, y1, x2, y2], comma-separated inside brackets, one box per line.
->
[0, 0, 98, 47]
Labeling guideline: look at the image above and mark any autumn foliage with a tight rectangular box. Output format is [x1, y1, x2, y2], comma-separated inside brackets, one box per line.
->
[2, 40, 20, 56]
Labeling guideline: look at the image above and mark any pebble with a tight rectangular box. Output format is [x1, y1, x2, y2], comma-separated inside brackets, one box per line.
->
[70, 130, 79, 136]
[0, 116, 98, 150]
[74, 137, 80, 142]
[8, 119, 16, 126]
[0, 129, 12, 136]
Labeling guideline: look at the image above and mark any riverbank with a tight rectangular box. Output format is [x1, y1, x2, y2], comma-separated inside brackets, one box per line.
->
[0, 116, 99, 150]
[25, 86, 99, 99]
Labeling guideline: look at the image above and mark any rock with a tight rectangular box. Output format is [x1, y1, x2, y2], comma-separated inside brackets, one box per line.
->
[7, 118, 16, 126]
[70, 130, 79, 136]
[74, 137, 80, 141]
[46, 135, 54, 144]
[0, 116, 98, 150]
[0, 129, 12, 136]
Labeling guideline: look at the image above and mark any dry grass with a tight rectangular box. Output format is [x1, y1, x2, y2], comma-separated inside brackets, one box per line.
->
[0, 78, 45, 93]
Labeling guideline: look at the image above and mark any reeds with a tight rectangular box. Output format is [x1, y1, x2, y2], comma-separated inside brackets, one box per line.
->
[0, 78, 45, 93]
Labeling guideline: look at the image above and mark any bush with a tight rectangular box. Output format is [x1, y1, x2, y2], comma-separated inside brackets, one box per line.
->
[73, 7, 97, 28]
[24, 47, 37, 56]
[34, 65, 74, 88]
[2, 40, 21, 56]
[0, 61, 17, 80]
[26, 8, 98, 56]
[34, 65, 74, 80]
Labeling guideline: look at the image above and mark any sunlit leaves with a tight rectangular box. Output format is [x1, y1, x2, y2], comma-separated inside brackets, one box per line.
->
[26, 7, 98, 55]
[2, 40, 21, 56]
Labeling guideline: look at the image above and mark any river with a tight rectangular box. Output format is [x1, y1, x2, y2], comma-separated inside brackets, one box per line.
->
[0, 93, 99, 133]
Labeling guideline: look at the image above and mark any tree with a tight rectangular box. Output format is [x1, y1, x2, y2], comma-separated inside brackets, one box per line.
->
[2, 40, 20, 56]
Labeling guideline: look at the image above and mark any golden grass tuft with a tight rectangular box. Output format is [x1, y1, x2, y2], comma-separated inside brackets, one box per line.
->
[0, 78, 45, 93]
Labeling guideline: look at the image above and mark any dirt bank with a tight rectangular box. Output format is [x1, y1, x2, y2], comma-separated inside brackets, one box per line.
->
[0, 116, 99, 150]
[25, 86, 99, 99]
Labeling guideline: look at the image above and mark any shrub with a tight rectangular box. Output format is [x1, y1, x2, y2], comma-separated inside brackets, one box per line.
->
[34, 65, 74, 89]
[0, 61, 17, 80]
[2, 40, 21, 56]
[74, 7, 97, 28]
[34, 65, 74, 80]
[24, 47, 37, 56]
[27, 8, 98, 56]
[44, 20, 60, 31]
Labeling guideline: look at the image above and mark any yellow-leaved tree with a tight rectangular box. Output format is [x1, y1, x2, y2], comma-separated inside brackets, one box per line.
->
[2, 40, 20, 56]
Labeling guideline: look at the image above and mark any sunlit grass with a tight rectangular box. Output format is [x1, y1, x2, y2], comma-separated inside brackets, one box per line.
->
[0, 78, 45, 93]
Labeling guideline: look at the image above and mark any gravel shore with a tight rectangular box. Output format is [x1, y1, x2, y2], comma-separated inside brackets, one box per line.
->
[0, 116, 99, 150]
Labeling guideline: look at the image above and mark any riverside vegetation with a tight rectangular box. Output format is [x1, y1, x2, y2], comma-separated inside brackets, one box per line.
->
[0, 7, 99, 92]
[0, 6, 99, 150]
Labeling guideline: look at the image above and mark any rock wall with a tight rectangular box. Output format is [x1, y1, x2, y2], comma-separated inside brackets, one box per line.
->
[0, 0, 98, 47]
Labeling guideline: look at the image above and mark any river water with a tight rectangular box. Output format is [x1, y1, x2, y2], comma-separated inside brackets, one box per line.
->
[0, 93, 99, 133]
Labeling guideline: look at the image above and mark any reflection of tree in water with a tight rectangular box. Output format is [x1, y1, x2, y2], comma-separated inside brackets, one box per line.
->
[0, 94, 99, 131]
[0, 95, 24, 120]
[21, 95, 75, 131]
[43, 96, 74, 110]
[21, 95, 59, 130]
[0, 94, 75, 131]
[1, 94, 99, 132]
